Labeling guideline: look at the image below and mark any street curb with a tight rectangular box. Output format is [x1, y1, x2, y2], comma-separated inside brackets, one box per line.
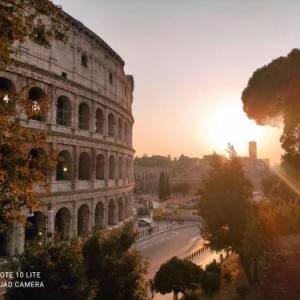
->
[135, 223, 200, 244]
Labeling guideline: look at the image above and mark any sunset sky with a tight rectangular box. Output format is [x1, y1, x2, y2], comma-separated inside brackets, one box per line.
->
[53, 0, 300, 165]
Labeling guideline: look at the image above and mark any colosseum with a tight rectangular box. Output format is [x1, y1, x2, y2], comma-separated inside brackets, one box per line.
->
[0, 11, 135, 256]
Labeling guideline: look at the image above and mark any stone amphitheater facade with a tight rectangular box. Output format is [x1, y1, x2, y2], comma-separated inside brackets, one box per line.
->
[0, 12, 135, 256]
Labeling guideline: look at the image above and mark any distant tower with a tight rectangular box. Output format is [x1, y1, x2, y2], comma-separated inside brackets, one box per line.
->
[249, 141, 257, 160]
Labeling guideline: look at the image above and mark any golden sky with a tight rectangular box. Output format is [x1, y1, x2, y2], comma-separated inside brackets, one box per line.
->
[54, 0, 297, 165]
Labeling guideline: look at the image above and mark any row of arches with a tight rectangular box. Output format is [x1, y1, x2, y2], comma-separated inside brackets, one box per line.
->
[25, 198, 131, 242]
[56, 150, 133, 181]
[0, 77, 132, 144]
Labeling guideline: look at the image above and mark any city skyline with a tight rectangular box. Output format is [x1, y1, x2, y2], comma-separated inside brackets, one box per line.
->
[52, 0, 300, 165]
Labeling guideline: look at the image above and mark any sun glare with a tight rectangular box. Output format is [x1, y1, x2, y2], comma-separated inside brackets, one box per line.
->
[207, 104, 263, 154]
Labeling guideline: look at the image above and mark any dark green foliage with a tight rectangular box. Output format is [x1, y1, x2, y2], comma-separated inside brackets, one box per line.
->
[201, 261, 221, 294]
[153, 257, 203, 296]
[242, 48, 300, 171]
[6, 237, 84, 300]
[172, 182, 191, 195]
[198, 147, 252, 251]
[158, 171, 170, 200]
[82, 223, 148, 300]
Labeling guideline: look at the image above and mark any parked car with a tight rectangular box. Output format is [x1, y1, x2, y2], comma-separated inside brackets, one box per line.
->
[138, 218, 153, 227]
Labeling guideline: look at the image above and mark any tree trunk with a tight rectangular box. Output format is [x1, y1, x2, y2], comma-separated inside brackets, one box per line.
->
[173, 291, 178, 300]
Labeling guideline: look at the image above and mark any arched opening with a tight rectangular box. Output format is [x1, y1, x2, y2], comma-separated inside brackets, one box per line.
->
[77, 204, 90, 236]
[118, 118, 123, 140]
[118, 198, 125, 222]
[78, 102, 90, 130]
[95, 202, 104, 229]
[96, 154, 105, 180]
[0, 77, 15, 104]
[118, 157, 123, 179]
[79, 152, 91, 180]
[126, 158, 130, 179]
[95, 108, 104, 134]
[28, 86, 46, 121]
[108, 113, 115, 137]
[124, 122, 128, 144]
[109, 155, 115, 180]
[25, 211, 45, 246]
[56, 96, 72, 126]
[125, 197, 130, 218]
[29, 148, 47, 176]
[0, 223, 13, 257]
[108, 199, 115, 225]
[55, 207, 71, 240]
[56, 150, 72, 181]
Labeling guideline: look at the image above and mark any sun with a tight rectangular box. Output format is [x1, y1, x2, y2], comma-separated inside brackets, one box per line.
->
[207, 104, 262, 154]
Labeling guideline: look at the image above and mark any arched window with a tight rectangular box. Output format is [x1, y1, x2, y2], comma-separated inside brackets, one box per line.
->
[95, 108, 104, 134]
[0, 77, 15, 104]
[79, 152, 91, 180]
[78, 102, 90, 130]
[96, 154, 105, 180]
[109, 155, 115, 179]
[124, 122, 128, 144]
[118, 157, 123, 179]
[56, 150, 72, 181]
[56, 96, 72, 126]
[25, 211, 45, 246]
[95, 202, 104, 229]
[55, 207, 71, 240]
[118, 197, 125, 222]
[108, 113, 115, 137]
[28, 87, 46, 121]
[77, 204, 90, 236]
[29, 148, 47, 176]
[108, 199, 115, 225]
[118, 118, 123, 140]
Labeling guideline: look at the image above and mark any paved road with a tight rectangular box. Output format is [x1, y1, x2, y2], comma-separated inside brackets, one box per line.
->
[135, 225, 203, 279]
[135, 224, 221, 300]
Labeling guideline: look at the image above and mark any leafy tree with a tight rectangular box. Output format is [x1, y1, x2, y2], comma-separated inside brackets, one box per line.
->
[242, 49, 300, 171]
[82, 223, 148, 300]
[158, 171, 166, 200]
[6, 237, 85, 300]
[153, 257, 203, 300]
[201, 261, 221, 295]
[172, 182, 190, 196]
[198, 146, 252, 251]
[165, 174, 171, 197]
[0, 0, 67, 228]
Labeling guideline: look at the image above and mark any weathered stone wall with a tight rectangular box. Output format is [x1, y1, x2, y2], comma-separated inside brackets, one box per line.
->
[0, 11, 135, 256]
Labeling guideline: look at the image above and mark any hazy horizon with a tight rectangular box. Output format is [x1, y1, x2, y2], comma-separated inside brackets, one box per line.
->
[52, 0, 300, 165]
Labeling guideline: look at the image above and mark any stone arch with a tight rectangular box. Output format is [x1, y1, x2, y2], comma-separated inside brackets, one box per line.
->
[95, 201, 105, 229]
[118, 156, 123, 179]
[118, 118, 123, 140]
[79, 152, 91, 180]
[28, 86, 46, 121]
[78, 102, 90, 130]
[118, 197, 125, 222]
[0, 77, 15, 102]
[29, 147, 47, 176]
[56, 150, 72, 181]
[108, 113, 115, 137]
[55, 207, 71, 240]
[124, 122, 128, 144]
[109, 155, 115, 180]
[77, 204, 90, 236]
[95, 108, 104, 133]
[25, 211, 45, 246]
[96, 154, 105, 180]
[0, 223, 13, 257]
[125, 197, 131, 218]
[108, 199, 116, 225]
[56, 95, 72, 126]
